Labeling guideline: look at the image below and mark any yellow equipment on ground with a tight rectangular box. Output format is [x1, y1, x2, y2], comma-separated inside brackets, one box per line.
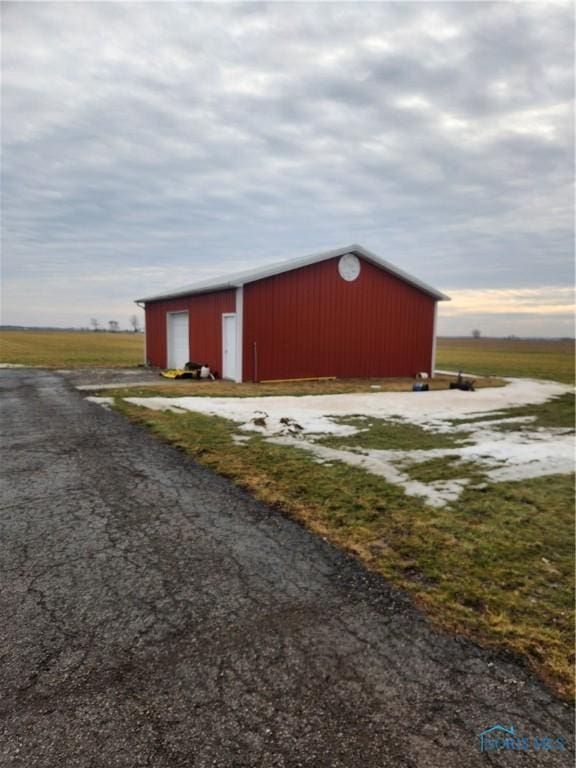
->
[160, 369, 196, 379]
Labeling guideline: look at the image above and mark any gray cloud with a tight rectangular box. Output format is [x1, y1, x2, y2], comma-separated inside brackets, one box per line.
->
[2, 1, 573, 333]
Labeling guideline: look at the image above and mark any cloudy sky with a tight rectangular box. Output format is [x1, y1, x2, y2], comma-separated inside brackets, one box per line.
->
[2, 1, 574, 335]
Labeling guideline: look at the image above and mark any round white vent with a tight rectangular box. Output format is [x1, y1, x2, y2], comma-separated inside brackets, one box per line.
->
[338, 253, 361, 282]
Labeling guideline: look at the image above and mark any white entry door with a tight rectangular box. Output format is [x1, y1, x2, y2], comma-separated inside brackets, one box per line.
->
[222, 314, 237, 380]
[166, 312, 189, 368]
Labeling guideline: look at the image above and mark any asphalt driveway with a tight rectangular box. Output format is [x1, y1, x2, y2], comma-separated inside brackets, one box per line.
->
[0, 370, 572, 767]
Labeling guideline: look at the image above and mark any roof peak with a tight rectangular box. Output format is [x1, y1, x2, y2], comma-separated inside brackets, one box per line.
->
[136, 244, 449, 303]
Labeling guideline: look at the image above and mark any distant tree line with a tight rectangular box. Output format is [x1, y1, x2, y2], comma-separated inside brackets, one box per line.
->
[89, 316, 141, 333]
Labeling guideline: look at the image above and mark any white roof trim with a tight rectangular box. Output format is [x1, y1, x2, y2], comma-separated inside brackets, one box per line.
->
[135, 244, 450, 303]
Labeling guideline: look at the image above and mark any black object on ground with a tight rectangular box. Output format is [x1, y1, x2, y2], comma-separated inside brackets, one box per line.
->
[449, 370, 476, 391]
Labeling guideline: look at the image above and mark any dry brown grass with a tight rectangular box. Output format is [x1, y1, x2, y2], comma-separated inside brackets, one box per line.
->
[436, 337, 574, 384]
[0, 330, 143, 367]
[102, 374, 503, 399]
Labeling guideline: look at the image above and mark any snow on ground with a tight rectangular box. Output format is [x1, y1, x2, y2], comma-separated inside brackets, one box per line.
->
[269, 423, 574, 507]
[111, 378, 573, 507]
[267, 437, 475, 508]
[123, 378, 568, 434]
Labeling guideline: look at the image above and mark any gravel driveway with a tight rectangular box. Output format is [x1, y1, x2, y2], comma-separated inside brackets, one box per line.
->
[0, 370, 572, 767]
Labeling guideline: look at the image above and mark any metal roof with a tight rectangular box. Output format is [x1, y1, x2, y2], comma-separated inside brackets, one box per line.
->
[135, 244, 450, 303]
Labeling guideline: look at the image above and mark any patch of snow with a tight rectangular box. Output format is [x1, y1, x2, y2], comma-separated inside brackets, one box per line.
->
[0, 363, 28, 368]
[434, 369, 484, 378]
[125, 396, 360, 437]
[458, 429, 575, 481]
[124, 378, 574, 507]
[125, 378, 568, 434]
[268, 437, 472, 508]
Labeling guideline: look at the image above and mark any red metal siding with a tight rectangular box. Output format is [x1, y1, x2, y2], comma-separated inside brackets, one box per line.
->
[242, 256, 435, 381]
[145, 289, 236, 371]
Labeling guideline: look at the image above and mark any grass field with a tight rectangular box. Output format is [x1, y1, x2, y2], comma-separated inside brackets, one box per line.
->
[0, 330, 144, 367]
[436, 338, 574, 384]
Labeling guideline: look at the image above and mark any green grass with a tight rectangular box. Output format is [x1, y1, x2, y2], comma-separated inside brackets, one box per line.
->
[115, 399, 575, 700]
[447, 393, 575, 432]
[0, 330, 144, 368]
[317, 415, 471, 450]
[436, 337, 574, 384]
[402, 457, 486, 483]
[490, 393, 575, 432]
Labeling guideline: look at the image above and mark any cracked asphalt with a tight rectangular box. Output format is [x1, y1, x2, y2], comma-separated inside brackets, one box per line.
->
[0, 369, 573, 767]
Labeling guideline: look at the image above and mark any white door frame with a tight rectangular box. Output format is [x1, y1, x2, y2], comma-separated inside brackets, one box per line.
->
[166, 311, 189, 369]
[430, 301, 438, 377]
[222, 312, 239, 382]
[235, 287, 243, 383]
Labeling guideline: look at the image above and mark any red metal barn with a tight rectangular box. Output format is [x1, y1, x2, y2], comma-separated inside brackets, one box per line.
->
[136, 245, 449, 382]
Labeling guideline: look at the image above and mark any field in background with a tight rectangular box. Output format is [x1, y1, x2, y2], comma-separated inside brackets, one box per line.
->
[0, 330, 144, 368]
[0, 330, 573, 384]
[436, 338, 574, 384]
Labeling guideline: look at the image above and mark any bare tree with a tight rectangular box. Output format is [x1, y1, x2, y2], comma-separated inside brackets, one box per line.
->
[130, 314, 140, 333]
[471, 329, 481, 339]
[90, 318, 100, 332]
[108, 320, 119, 332]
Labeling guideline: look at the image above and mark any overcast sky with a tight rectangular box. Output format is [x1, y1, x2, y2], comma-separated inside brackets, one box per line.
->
[2, 1, 574, 336]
